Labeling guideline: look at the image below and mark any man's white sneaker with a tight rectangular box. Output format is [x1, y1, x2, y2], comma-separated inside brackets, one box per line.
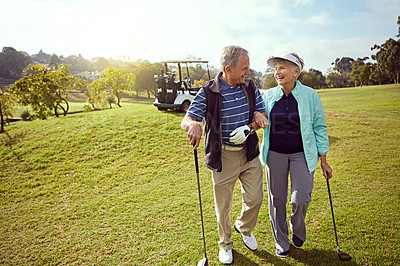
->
[218, 248, 233, 265]
[234, 224, 258, 251]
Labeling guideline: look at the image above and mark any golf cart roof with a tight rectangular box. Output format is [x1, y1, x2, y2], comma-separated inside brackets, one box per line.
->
[159, 60, 209, 64]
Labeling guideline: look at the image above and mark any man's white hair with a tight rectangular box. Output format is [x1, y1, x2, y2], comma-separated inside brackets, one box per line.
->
[220, 46, 249, 72]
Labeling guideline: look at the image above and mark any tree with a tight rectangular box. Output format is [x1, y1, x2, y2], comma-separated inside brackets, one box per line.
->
[86, 79, 105, 109]
[192, 79, 209, 87]
[372, 38, 400, 84]
[64, 54, 94, 73]
[0, 88, 14, 133]
[132, 62, 162, 98]
[107, 58, 124, 69]
[0, 47, 33, 79]
[326, 69, 347, 88]
[89, 67, 135, 107]
[263, 68, 277, 89]
[351, 64, 373, 87]
[183, 62, 214, 83]
[369, 64, 390, 85]
[397, 15, 400, 38]
[93, 57, 111, 72]
[263, 74, 277, 89]
[7, 64, 83, 119]
[330, 57, 355, 87]
[332, 57, 355, 74]
[157, 60, 215, 92]
[248, 69, 264, 89]
[350, 57, 374, 86]
[299, 68, 326, 89]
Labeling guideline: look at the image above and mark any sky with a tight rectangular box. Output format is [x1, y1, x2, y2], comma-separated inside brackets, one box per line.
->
[1, 0, 399, 74]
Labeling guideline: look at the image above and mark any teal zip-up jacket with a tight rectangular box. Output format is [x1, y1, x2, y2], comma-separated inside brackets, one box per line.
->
[260, 80, 329, 173]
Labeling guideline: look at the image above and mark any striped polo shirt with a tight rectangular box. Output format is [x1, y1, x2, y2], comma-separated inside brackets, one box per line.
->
[187, 77, 265, 146]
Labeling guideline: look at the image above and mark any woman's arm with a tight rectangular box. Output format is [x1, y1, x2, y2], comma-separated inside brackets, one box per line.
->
[253, 112, 269, 129]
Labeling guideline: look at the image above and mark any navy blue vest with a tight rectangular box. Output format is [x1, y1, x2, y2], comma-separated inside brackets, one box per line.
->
[202, 75, 259, 172]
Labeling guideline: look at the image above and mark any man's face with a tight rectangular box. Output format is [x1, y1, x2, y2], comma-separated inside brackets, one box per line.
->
[228, 54, 250, 85]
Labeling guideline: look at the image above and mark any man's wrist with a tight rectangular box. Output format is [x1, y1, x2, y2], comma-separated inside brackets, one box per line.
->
[248, 124, 255, 135]
[188, 121, 201, 132]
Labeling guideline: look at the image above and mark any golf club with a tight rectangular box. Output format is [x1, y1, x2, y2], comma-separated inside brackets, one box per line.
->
[194, 145, 208, 266]
[326, 178, 352, 261]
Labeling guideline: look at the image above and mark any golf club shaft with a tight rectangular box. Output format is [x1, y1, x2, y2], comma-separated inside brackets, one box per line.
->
[194, 148, 207, 259]
[326, 178, 340, 249]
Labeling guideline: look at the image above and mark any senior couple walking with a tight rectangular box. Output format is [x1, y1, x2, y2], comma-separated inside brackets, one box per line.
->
[181, 45, 332, 264]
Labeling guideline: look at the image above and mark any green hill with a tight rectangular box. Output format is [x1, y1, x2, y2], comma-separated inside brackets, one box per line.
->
[1, 84, 399, 265]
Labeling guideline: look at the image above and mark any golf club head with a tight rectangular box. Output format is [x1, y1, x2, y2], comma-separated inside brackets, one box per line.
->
[338, 250, 352, 261]
[197, 257, 208, 266]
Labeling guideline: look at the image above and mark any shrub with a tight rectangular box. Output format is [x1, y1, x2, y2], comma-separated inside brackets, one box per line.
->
[83, 104, 92, 112]
[21, 110, 31, 121]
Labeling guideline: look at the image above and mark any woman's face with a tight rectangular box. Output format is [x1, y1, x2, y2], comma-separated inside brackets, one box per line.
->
[274, 61, 298, 88]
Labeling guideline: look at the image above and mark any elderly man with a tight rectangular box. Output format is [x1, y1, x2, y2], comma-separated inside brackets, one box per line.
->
[181, 45, 269, 264]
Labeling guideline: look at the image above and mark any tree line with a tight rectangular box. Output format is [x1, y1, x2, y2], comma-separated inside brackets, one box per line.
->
[263, 39, 400, 89]
[0, 49, 160, 132]
[0, 16, 399, 132]
[0, 50, 217, 132]
[262, 16, 400, 89]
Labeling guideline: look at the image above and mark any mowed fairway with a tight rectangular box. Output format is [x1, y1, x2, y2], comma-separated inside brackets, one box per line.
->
[0, 84, 399, 265]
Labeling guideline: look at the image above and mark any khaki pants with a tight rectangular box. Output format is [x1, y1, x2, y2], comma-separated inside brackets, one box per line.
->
[211, 147, 263, 250]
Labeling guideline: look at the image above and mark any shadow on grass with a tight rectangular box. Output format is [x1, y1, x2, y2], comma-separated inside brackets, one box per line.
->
[233, 249, 290, 265]
[253, 249, 291, 265]
[284, 246, 357, 265]
[328, 135, 340, 145]
[219, 247, 357, 265]
[157, 109, 187, 116]
[1, 132, 25, 158]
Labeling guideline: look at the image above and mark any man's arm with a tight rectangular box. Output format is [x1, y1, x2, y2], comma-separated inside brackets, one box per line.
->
[229, 112, 269, 144]
[181, 114, 202, 149]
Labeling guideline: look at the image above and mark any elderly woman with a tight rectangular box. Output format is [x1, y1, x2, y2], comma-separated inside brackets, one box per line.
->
[254, 52, 332, 257]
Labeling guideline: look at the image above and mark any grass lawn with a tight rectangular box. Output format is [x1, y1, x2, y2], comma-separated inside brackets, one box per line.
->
[1, 84, 399, 265]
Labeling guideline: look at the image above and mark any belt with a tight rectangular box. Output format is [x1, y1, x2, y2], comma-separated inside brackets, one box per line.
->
[222, 144, 245, 151]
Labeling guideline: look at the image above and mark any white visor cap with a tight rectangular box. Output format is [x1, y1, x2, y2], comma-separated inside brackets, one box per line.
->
[267, 53, 303, 72]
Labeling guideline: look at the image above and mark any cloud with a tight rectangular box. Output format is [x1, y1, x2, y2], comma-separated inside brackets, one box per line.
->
[363, 0, 400, 14]
[308, 11, 335, 27]
[264, 35, 389, 73]
[294, 0, 314, 6]
[1, 0, 397, 74]
[353, 0, 400, 35]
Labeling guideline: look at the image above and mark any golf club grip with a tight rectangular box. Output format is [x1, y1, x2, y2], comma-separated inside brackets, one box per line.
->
[194, 148, 199, 174]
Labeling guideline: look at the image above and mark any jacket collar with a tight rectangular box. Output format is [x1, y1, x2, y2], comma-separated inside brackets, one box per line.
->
[209, 72, 222, 93]
[273, 80, 302, 101]
[291, 80, 302, 99]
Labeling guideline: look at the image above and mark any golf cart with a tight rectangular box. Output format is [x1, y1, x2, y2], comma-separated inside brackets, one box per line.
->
[153, 60, 211, 112]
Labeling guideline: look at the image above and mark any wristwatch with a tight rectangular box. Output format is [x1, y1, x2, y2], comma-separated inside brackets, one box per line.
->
[248, 124, 255, 135]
